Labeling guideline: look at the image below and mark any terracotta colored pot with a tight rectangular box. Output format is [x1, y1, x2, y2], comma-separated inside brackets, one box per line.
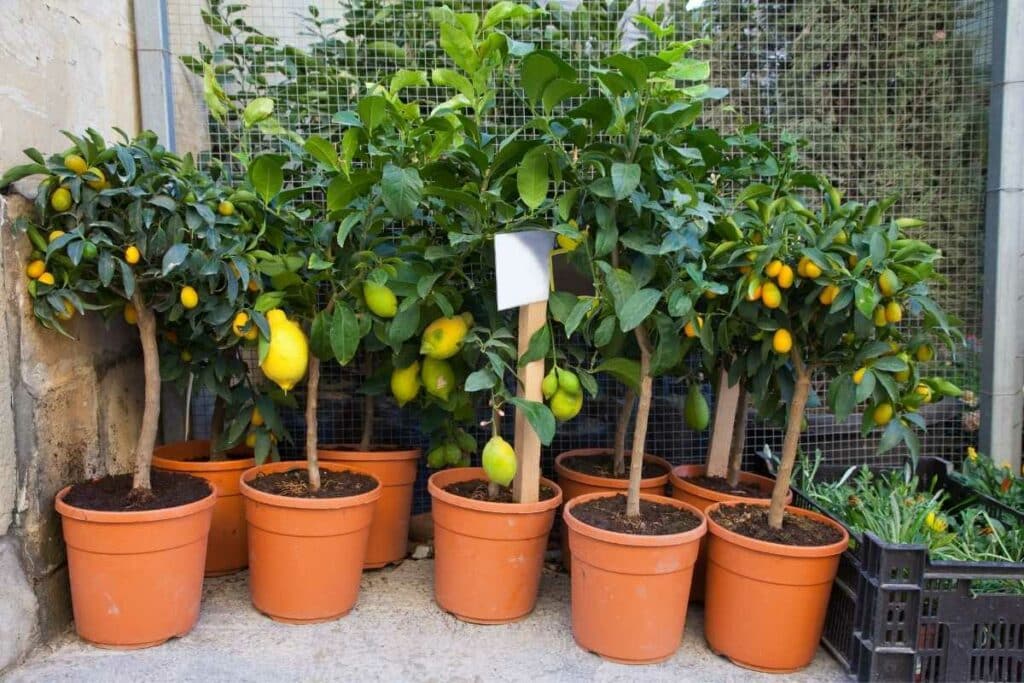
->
[318, 445, 420, 568]
[554, 448, 671, 571]
[703, 501, 849, 673]
[240, 461, 381, 623]
[669, 463, 791, 601]
[564, 492, 707, 664]
[428, 467, 562, 624]
[152, 440, 255, 576]
[55, 482, 216, 649]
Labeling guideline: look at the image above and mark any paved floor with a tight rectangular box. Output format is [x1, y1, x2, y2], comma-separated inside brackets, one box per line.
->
[6, 560, 847, 682]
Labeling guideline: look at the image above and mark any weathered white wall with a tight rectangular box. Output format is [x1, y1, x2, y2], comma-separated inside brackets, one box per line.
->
[0, 0, 144, 672]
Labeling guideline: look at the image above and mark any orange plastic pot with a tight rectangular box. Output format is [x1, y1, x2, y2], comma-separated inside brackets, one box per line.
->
[669, 463, 790, 601]
[240, 461, 381, 623]
[563, 492, 707, 664]
[318, 445, 420, 568]
[55, 482, 216, 649]
[152, 440, 255, 576]
[703, 501, 849, 673]
[554, 449, 671, 571]
[428, 467, 562, 624]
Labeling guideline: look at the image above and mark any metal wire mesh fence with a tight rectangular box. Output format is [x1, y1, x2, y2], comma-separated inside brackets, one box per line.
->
[166, 0, 992, 509]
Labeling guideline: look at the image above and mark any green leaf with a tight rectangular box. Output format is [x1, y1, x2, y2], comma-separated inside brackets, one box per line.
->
[161, 244, 189, 275]
[508, 398, 556, 446]
[381, 164, 423, 219]
[304, 135, 338, 170]
[464, 368, 496, 392]
[832, 374, 857, 422]
[310, 311, 332, 359]
[357, 95, 388, 134]
[564, 298, 592, 338]
[0, 163, 48, 190]
[542, 78, 586, 113]
[604, 54, 648, 89]
[666, 58, 710, 81]
[248, 154, 285, 203]
[594, 316, 615, 347]
[390, 69, 427, 95]
[650, 315, 681, 376]
[618, 288, 660, 332]
[253, 291, 286, 312]
[568, 98, 613, 130]
[854, 281, 879, 320]
[521, 52, 560, 105]
[439, 22, 478, 73]
[327, 171, 375, 212]
[387, 302, 420, 348]
[611, 163, 641, 200]
[483, 1, 532, 28]
[519, 324, 551, 366]
[432, 68, 475, 100]
[594, 357, 641, 391]
[330, 305, 360, 365]
[242, 97, 275, 127]
[855, 370, 876, 403]
[517, 147, 549, 209]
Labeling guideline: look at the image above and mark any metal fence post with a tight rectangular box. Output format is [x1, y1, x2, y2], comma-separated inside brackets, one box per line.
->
[980, 0, 1024, 471]
[132, 0, 177, 150]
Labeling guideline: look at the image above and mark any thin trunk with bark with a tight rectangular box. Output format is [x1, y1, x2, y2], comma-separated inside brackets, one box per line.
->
[131, 296, 160, 492]
[359, 353, 374, 451]
[208, 395, 226, 461]
[626, 327, 654, 518]
[305, 356, 322, 492]
[613, 387, 635, 477]
[768, 350, 810, 529]
[726, 386, 748, 487]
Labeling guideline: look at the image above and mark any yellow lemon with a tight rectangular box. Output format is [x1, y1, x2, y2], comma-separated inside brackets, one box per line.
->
[557, 369, 581, 396]
[26, 260, 46, 279]
[421, 357, 455, 401]
[123, 304, 138, 325]
[873, 402, 894, 425]
[364, 281, 398, 318]
[885, 301, 903, 324]
[761, 282, 782, 309]
[251, 407, 265, 427]
[48, 230, 66, 244]
[420, 314, 471, 359]
[879, 269, 900, 297]
[765, 259, 783, 278]
[542, 368, 559, 400]
[125, 245, 141, 265]
[85, 167, 107, 191]
[391, 361, 422, 406]
[684, 316, 702, 338]
[772, 328, 793, 354]
[180, 286, 199, 310]
[232, 311, 253, 337]
[853, 367, 867, 385]
[64, 154, 88, 175]
[915, 384, 933, 403]
[873, 305, 888, 327]
[777, 264, 795, 289]
[803, 259, 823, 279]
[180, 350, 192, 362]
[482, 436, 517, 487]
[746, 283, 763, 302]
[260, 310, 309, 392]
[916, 345, 934, 363]
[550, 389, 583, 421]
[557, 233, 580, 251]
[50, 187, 72, 212]
[819, 284, 840, 306]
[217, 200, 235, 216]
[37, 272, 55, 286]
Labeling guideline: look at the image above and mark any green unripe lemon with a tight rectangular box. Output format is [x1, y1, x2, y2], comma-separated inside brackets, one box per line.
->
[364, 281, 398, 318]
[683, 384, 710, 431]
[482, 436, 517, 487]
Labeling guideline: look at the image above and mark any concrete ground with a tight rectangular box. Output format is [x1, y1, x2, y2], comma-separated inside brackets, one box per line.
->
[5, 560, 847, 682]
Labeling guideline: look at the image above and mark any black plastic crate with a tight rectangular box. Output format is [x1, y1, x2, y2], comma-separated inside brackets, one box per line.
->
[759, 456, 1024, 682]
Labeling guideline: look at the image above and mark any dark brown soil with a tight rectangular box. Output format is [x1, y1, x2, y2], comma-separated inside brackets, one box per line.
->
[710, 503, 844, 547]
[570, 493, 701, 536]
[248, 468, 378, 498]
[63, 471, 211, 512]
[443, 479, 558, 503]
[560, 453, 667, 480]
[183, 451, 253, 463]
[321, 444, 405, 453]
[683, 475, 769, 499]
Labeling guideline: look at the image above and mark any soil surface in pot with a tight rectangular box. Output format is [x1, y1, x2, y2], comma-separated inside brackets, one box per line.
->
[443, 479, 558, 503]
[63, 471, 211, 512]
[682, 475, 769, 498]
[173, 452, 253, 463]
[570, 493, 701, 535]
[560, 453, 667, 479]
[710, 503, 843, 546]
[321, 444, 404, 452]
[249, 468, 378, 498]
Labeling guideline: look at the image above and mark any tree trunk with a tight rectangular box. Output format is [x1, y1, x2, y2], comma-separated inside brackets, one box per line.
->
[767, 352, 810, 529]
[613, 387, 635, 477]
[208, 395, 226, 461]
[726, 386, 748, 487]
[131, 297, 160, 493]
[305, 356, 322, 492]
[359, 353, 374, 451]
[626, 328, 653, 518]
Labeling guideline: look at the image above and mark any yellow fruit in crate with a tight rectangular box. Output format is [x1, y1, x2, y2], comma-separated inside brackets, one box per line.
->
[420, 314, 471, 359]
[364, 281, 398, 318]
[259, 309, 309, 393]
[37, 272, 55, 286]
[879, 269, 900, 297]
[776, 264, 795, 289]
[884, 301, 903, 324]
[390, 361, 422, 406]
[251, 407, 264, 427]
[64, 154, 88, 175]
[761, 282, 782, 309]
[550, 389, 583, 422]
[482, 436, 517, 487]
[772, 328, 793, 355]
[26, 260, 46, 279]
[872, 402, 894, 426]
[421, 356, 455, 401]
[180, 286, 199, 310]
[125, 245, 141, 265]
[50, 187, 72, 212]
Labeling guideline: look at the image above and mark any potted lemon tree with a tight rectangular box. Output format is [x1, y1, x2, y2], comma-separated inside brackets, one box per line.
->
[1, 130, 253, 648]
[700, 158, 962, 672]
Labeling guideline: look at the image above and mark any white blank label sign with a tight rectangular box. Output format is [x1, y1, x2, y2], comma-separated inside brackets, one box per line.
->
[494, 231, 554, 311]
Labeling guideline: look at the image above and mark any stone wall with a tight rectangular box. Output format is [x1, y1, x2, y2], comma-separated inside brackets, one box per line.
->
[0, 0, 143, 672]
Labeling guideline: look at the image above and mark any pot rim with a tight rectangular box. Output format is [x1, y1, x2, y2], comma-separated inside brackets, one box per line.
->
[554, 449, 671, 487]
[318, 444, 422, 462]
[151, 440, 256, 473]
[705, 501, 850, 558]
[427, 467, 562, 514]
[669, 464, 789, 505]
[563, 491, 707, 547]
[55, 478, 217, 523]
[239, 461, 382, 510]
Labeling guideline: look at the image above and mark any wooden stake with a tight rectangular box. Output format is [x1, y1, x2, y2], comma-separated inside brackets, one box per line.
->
[512, 300, 547, 504]
[705, 366, 740, 478]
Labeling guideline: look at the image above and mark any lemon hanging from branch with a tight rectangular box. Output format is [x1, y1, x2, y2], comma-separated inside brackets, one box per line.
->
[260, 308, 309, 392]
[482, 436, 517, 487]
[420, 313, 472, 359]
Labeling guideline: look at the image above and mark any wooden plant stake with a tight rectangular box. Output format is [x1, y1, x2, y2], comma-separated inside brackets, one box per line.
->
[512, 300, 547, 504]
[705, 367, 741, 478]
